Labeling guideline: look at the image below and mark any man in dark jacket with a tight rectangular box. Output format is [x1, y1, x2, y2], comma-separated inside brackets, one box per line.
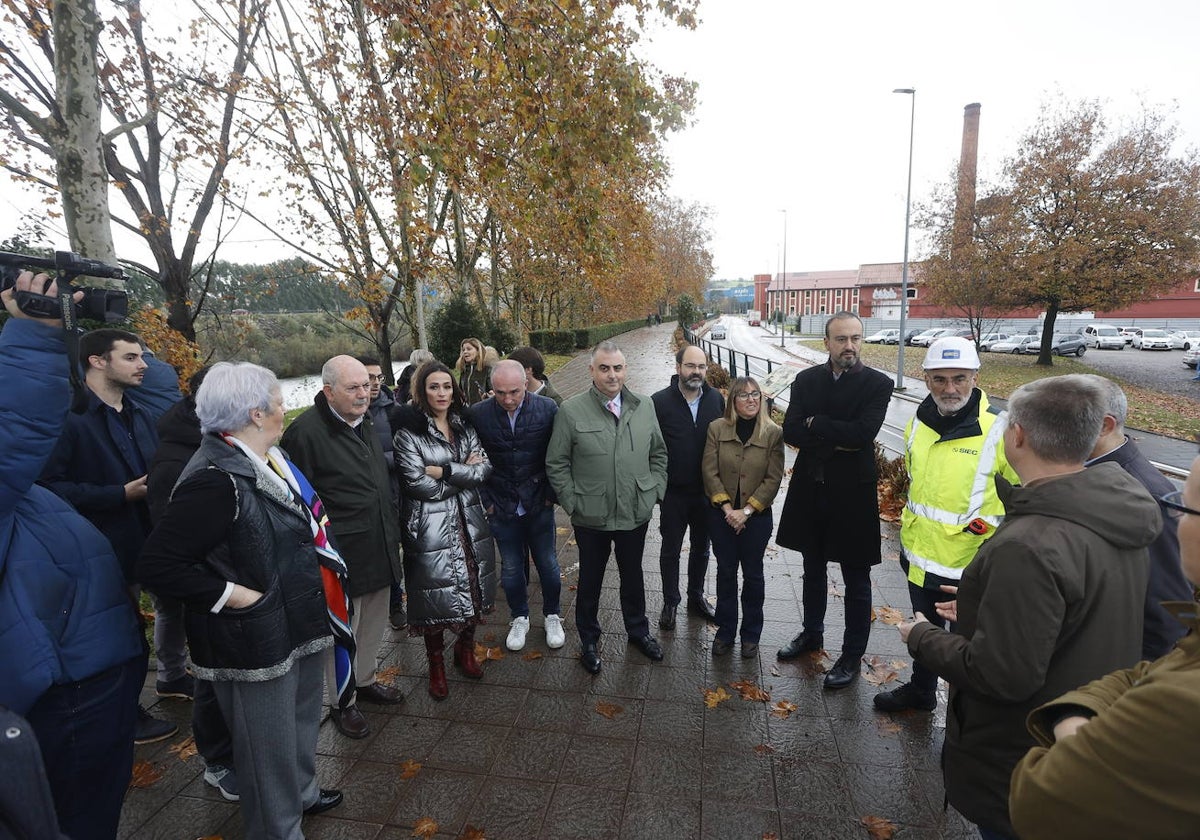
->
[775, 312, 893, 689]
[38, 326, 179, 743]
[652, 344, 725, 629]
[898, 374, 1158, 839]
[0, 272, 145, 840]
[1083, 375, 1192, 659]
[358, 355, 408, 630]
[468, 360, 563, 652]
[509, 345, 564, 405]
[281, 355, 404, 739]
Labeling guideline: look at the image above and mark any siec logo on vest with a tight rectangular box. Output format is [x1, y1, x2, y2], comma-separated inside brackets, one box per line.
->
[952, 447, 979, 456]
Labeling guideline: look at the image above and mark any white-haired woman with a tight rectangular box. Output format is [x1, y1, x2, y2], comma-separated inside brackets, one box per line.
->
[138, 362, 348, 838]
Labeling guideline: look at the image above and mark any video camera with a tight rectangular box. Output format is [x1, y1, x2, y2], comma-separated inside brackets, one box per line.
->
[0, 250, 128, 324]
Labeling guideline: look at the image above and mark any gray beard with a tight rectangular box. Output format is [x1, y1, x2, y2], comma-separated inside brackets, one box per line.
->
[831, 354, 857, 370]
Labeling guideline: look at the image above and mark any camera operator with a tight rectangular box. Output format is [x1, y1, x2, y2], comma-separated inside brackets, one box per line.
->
[0, 270, 145, 840]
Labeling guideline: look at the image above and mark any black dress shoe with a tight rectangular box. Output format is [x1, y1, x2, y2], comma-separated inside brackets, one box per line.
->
[330, 705, 370, 739]
[580, 643, 602, 675]
[628, 634, 664, 662]
[303, 788, 344, 816]
[659, 604, 677, 630]
[687, 595, 717, 622]
[823, 654, 861, 690]
[777, 630, 824, 661]
[357, 681, 405, 705]
[741, 642, 759, 659]
[711, 638, 732, 657]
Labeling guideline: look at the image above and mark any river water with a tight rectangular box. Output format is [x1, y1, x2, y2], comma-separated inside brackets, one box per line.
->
[278, 362, 407, 411]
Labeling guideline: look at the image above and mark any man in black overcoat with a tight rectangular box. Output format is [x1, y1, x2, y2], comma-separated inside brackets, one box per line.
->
[775, 312, 893, 688]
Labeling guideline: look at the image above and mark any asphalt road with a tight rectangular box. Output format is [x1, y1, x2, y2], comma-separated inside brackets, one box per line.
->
[1044, 343, 1200, 401]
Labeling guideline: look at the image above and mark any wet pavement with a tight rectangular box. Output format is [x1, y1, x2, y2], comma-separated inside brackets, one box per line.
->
[121, 322, 979, 840]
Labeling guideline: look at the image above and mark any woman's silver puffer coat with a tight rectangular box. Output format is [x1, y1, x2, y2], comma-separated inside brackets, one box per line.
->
[393, 405, 497, 626]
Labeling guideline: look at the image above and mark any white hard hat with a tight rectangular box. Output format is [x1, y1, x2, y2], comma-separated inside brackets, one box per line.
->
[923, 336, 980, 370]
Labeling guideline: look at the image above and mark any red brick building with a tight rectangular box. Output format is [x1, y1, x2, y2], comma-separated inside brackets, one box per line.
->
[765, 261, 1200, 322]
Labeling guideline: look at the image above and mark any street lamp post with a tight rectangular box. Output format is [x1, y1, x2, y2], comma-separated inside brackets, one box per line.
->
[780, 209, 787, 347]
[893, 87, 916, 391]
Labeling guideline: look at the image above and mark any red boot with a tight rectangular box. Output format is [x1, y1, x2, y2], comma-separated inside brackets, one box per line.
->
[424, 632, 448, 701]
[454, 626, 484, 679]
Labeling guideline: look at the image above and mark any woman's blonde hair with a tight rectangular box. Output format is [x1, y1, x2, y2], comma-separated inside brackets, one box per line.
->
[456, 337, 486, 373]
[722, 376, 777, 438]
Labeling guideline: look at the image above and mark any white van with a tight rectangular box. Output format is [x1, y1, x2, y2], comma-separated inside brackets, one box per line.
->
[1078, 324, 1125, 350]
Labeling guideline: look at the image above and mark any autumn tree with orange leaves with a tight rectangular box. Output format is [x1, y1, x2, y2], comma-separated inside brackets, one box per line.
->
[920, 99, 1200, 365]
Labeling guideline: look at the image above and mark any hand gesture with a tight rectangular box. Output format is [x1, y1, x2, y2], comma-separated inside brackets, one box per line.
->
[898, 611, 930, 644]
[935, 585, 959, 623]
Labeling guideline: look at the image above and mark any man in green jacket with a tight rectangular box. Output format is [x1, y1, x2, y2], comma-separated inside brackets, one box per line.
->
[546, 340, 668, 675]
[281, 355, 404, 740]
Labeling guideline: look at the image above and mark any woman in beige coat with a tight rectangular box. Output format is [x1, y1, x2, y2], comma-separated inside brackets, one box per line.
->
[702, 376, 785, 658]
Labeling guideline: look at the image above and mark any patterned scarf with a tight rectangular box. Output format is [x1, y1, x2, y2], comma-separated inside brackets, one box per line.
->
[263, 449, 357, 710]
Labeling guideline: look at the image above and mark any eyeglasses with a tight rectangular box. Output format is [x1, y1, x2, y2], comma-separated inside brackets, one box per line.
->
[367, 373, 385, 382]
[1160, 490, 1200, 520]
[734, 391, 762, 401]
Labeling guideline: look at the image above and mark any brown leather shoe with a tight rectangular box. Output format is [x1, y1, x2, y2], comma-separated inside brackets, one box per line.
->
[357, 681, 405, 705]
[330, 705, 369, 739]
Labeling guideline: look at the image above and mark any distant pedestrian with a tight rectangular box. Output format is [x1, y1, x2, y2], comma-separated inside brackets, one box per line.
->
[702, 376, 784, 658]
[396, 348, 434, 405]
[457, 337, 493, 405]
[775, 312, 892, 690]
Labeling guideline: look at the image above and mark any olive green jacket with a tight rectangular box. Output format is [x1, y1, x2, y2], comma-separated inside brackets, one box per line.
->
[546, 386, 667, 531]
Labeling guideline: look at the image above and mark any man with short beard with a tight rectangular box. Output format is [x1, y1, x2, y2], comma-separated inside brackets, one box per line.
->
[776, 312, 893, 689]
[873, 335, 1019, 713]
[652, 344, 725, 629]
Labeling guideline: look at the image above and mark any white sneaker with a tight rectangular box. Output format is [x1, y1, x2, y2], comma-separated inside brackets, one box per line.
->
[506, 616, 530, 651]
[545, 614, 566, 649]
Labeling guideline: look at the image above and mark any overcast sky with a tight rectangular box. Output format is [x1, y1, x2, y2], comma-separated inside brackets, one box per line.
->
[3, 0, 1199, 285]
[645, 0, 1200, 280]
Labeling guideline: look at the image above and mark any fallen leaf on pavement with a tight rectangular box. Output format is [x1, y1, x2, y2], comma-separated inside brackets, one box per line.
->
[376, 666, 402, 684]
[482, 632, 496, 643]
[703, 686, 732, 708]
[875, 606, 905, 626]
[522, 650, 543, 661]
[828, 583, 843, 599]
[875, 718, 903, 735]
[474, 644, 505, 662]
[128, 760, 163, 789]
[168, 736, 198, 761]
[568, 584, 577, 591]
[729, 679, 771, 703]
[770, 700, 798, 719]
[770, 665, 781, 677]
[763, 833, 779, 839]
[753, 743, 776, 756]
[595, 701, 624, 719]
[412, 817, 439, 838]
[399, 759, 422, 780]
[862, 655, 901, 687]
[861, 815, 898, 839]
[460, 826, 486, 840]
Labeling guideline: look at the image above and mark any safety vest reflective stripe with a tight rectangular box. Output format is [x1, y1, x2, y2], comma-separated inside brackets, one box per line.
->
[965, 415, 1008, 523]
[903, 545, 965, 581]
[903, 500, 1002, 528]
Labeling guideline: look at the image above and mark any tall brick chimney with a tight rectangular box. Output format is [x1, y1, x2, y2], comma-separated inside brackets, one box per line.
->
[951, 102, 981, 256]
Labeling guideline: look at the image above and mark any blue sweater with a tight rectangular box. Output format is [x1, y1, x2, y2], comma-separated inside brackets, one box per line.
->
[0, 319, 142, 715]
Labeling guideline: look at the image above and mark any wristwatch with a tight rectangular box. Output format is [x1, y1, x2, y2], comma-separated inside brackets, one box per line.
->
[742, 506, 754, 517]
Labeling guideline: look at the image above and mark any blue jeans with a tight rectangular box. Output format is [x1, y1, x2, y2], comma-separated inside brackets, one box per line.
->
[708, 507, 771, 644]
[492, 505, 561, 618]
[25, 654, 144, 840]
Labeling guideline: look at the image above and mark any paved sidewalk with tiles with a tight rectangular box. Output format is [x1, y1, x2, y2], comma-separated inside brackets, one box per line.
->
[120, 322, 979, 839]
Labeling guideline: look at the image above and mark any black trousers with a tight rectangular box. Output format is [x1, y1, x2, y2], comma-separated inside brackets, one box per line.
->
[574, 522, 651, 645]
[908, 581, 956, 693]
[800, 555, 872, 658]
[658, 487, 711, 607]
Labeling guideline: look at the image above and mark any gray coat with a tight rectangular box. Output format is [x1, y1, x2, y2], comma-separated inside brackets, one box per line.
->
[392, 405, 497, 626]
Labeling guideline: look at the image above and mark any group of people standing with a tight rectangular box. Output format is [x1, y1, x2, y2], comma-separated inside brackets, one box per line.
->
[7, 280, 1199, 839]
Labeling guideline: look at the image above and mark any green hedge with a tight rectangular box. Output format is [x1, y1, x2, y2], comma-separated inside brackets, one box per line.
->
[530, 318, 647, 353]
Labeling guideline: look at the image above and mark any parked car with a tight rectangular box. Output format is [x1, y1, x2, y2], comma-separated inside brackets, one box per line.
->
[991, 335, 1038, 354]
[903, 329, 923, 345]
[709, 325, 727, 341]
[1078, 324, 1126, 350]
[1183, 346, 1200, 369]
[910, 327, 953, 347]
[1132, 328, 1172, 350]
[978, 332, 1010, 351]
[1023, 333, 1086, 357]
[865, 328, 901, 344]
[1168, 330, 1200, 350]
[1118, 327, 1139, 345]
